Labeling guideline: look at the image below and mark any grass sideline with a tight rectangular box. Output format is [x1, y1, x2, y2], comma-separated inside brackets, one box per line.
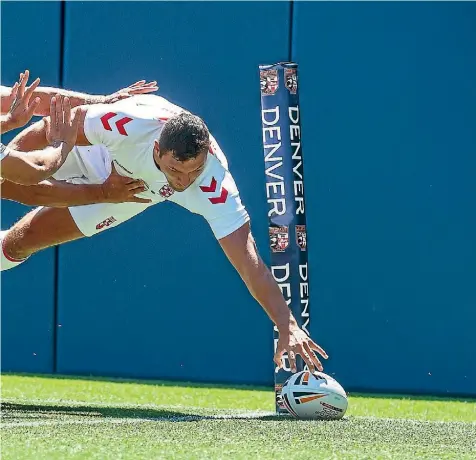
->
[1, 374, 475, 459]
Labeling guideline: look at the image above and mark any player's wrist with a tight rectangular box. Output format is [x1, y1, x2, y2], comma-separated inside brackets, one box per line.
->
[1, 113, 18, 132]
[49, 139, 65, 149]
[49, 139, 74, 157]
[275, 315, 299, 334]
[85, 95, 107, 105]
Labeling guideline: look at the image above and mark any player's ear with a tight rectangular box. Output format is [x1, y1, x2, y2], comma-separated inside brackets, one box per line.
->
[154, 139, 160, 155]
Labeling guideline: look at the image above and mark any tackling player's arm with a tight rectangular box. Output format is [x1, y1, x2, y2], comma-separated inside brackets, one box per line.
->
[1, 168, 148, 207]
[1, 97, 79, 185]
[8, 99, 138, 152]
[219, 222, 328, 374]
[1, 70, 158, 117]
[4, 105, 150, 206]
[8, 105, 91, 152]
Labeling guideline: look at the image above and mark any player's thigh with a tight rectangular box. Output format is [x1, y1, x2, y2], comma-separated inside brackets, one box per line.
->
[68, 201, 153, 237]
[6, 206, 85, 258]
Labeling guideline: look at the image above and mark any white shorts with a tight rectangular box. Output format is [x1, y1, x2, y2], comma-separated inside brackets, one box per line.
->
[53, 145, 153, 237]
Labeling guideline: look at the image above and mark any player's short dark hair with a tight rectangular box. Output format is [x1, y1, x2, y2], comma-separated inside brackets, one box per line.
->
[159, 112, 210, 161]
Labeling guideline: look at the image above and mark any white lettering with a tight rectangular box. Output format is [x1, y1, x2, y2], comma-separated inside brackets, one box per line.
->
[299, 263, 308, 281]
[265, 182, 285, 199]
[263, 109, 286, 216]
[262, 106, 280, 126]
[293, 180, 303, 196]
[291, 141, 301, 160]
[265, 158, 284, 180]
[290, 125, 300, 140]
[299, 263, 310, 335]
[268, 199, 286, 217]
[263, 126, 281, 143]
[292, 161, 303, 180]
[289, 106, 305, 215]
[288, 106, 299, 124]
[264, 142, 282, 163]
[271, 263, 290, 283]
[301, 314, 310, 336]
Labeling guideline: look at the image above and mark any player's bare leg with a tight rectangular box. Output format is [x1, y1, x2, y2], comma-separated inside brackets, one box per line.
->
[1, 207, 84, 270]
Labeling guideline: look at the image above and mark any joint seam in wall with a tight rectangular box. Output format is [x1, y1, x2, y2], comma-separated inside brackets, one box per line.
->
[288, 0, 294, 62]
[53, 0, 66, 374]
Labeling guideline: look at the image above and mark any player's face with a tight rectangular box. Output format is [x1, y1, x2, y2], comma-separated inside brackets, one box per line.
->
[154, 143, 207, 192]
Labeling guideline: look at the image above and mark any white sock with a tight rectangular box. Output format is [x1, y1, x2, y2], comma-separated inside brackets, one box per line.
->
[0, 230, 28, 271]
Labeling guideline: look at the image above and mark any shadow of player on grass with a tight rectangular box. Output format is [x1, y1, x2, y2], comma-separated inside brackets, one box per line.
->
[1, 401, 289, 423]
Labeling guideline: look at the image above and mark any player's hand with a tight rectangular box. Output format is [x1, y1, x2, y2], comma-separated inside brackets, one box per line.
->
[47, 96, 80, 151]
[274, 323, 328, 374]
[101, 163, 152, 204]
[4, 70, 41, 130]
[105, 80, 159, 104]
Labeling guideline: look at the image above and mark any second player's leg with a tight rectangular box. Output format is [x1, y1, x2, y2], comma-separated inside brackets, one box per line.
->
[2, 198, 153, 264]
[3, 206, 85, 260]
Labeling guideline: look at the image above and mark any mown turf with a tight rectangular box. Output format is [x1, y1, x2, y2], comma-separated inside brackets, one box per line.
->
[1, 374, 475, 459]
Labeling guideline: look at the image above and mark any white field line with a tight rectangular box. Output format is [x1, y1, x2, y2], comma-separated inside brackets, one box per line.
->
[2, 415, 475, 430]
[1, 398, 475, 428]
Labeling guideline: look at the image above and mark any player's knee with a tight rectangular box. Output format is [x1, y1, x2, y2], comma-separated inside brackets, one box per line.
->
[4, 214, 44, 260]
[3, 227, 34, 260]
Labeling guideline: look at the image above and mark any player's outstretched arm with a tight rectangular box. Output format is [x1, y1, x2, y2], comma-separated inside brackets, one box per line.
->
[1, 70, 158, 117]
[219, 222, 328, 374]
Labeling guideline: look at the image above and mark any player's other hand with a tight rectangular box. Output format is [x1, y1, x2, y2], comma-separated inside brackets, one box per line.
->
[4, 70, 41, 130]
[47, 96, 80, 151]
[101, 163, 152, 204]
[274, 324, 328, 374]
[105, 80, 159, 104]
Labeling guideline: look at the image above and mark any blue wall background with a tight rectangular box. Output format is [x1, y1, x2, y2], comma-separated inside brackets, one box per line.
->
[2, 1, 475, 396]
[1, 1, 62, 373]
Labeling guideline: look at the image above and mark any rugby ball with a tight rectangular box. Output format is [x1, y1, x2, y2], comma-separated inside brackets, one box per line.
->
[281, 371, 348, 420]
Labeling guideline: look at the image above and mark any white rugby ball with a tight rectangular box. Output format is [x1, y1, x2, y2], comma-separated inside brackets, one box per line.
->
[281, 371, 348, 420]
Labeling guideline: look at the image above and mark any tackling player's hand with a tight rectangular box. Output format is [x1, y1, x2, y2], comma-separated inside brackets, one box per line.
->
[101, 163, 152, 204]
[4, 70, 41, 130]
[105, 80, 159, 104]
[274, 323, 328, 374]
[47, 96, 80, 151]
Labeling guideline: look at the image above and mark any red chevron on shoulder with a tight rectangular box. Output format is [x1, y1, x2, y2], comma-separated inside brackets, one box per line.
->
[199, 177, 217, 193]
[100, 113, 132, 136]
[115, 117, 133, 136]
[208, 187, 228, 204]
[100, 112, 116, 131]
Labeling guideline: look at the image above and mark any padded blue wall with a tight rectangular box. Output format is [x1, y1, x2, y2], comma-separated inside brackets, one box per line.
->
[1, 1, 475, 395]
[55, 1, 291, 384]
[1, 1, 61, 373]
[293, 2, 476, 395]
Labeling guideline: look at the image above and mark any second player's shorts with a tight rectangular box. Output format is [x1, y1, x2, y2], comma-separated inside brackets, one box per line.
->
[53, 145, 154, 237]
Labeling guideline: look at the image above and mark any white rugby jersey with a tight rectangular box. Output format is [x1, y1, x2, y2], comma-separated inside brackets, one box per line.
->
[84, 95, 249, 239]
[0, 143, 9, 161]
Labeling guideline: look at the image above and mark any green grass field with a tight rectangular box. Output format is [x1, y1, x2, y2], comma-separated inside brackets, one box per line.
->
[1, 374, 475, 459]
